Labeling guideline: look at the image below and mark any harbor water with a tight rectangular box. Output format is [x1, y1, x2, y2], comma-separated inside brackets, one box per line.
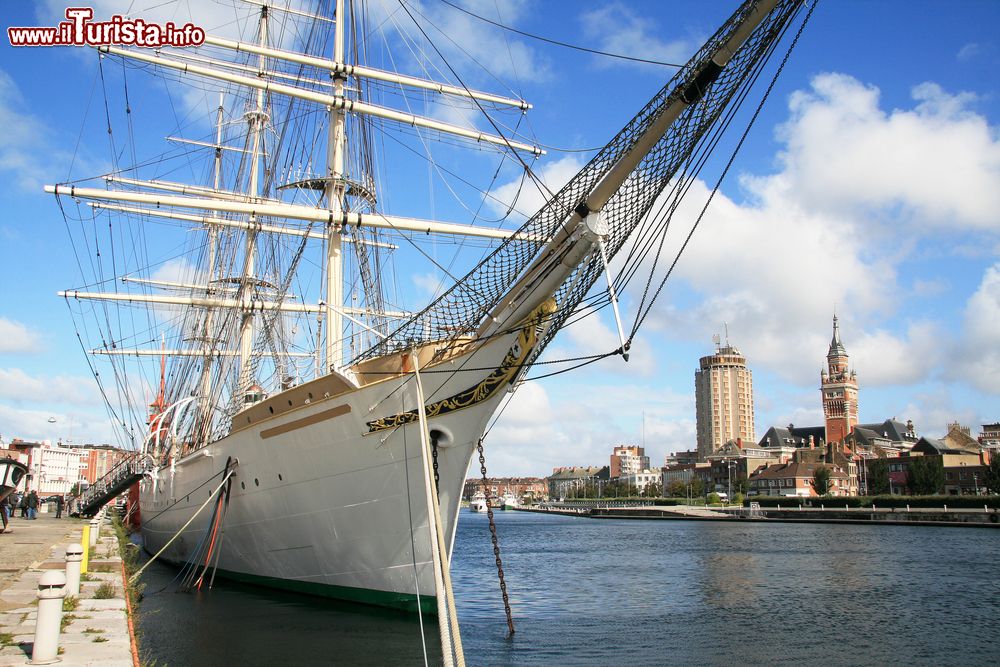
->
[135, 509, 1000, 665]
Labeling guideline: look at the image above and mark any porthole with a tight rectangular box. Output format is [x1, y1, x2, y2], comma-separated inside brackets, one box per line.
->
[241, 482, 245, 490]
[288, 400, 293, 406]
[254, 478, 259, 486]
[308, 392, 313, 400]
[268, 406, 274, 414]
[278, 474, 283, 481]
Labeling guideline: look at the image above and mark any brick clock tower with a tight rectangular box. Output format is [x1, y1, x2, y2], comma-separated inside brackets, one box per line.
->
[821, 315, 858, 445]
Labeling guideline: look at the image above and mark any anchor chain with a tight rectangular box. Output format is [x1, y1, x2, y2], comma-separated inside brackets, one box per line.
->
[477, 438, 515, 637]
[431, 438, 440, 490]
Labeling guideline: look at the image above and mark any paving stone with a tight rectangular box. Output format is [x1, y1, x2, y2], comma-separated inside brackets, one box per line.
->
[0, 515, 134, 667]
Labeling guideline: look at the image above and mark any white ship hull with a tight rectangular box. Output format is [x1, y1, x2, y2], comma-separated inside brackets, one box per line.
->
[140, 325, 534, 612]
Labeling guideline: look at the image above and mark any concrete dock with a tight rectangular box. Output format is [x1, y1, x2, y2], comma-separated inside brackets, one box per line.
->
[0, 513, 137, 666]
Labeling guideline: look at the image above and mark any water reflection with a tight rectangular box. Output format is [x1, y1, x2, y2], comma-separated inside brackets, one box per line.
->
[136, 511, 1000, 666]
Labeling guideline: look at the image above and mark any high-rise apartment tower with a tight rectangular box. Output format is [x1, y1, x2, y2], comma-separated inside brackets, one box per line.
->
[695, 340, 756, 461]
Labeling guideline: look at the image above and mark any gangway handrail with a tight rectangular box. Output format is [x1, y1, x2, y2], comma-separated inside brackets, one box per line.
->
[74, 452, 154, 517]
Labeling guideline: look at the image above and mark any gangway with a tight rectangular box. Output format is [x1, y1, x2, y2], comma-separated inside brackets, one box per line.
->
[74, 454, 153, 517]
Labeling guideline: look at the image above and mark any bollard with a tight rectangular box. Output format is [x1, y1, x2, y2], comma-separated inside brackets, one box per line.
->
[80, 525, 91, 575]
[65, 544, 83, 597]
[943, 504, 947, 512]
[89, 519, 99, 548]
[821, 504, 824, 511]
[906, 505, 910, 512]
[31, 570, 66, 665]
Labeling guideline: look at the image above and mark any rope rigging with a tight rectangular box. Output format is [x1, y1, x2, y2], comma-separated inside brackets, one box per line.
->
[353, 0, 812, 379]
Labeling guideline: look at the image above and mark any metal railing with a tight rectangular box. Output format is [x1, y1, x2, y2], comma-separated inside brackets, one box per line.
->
[75, 453, 153, 517]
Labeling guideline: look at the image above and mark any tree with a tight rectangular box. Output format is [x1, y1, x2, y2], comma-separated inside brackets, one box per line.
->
[867, 459, 890, 496]
[813, 465, 832, 496]
[667, 480, 687, 497]
[907, 456, 944, 495]
[642, 482, 662, 498]
[734, 475, 750, 495]
[985, 455, 1000, 495]
[689, 478, 705, 497]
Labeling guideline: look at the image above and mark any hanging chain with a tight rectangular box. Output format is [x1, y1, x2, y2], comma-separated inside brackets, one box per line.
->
[431, 438, 440, 489]
[477, 438, 515, 637]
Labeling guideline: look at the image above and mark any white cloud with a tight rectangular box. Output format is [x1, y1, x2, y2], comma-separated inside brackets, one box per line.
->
[777, 74, 1000, 230]
[897, 391, 980, 439]
[0, 367, 102, 406]
[489, 154, 586, 218]
[957, 43, 982, 62]
[0, 318, 43, 354]
[367, 0, 550, 84]
[0, 403, 116, 446]
[150, 257, 202, 286]
[580, 3, 698, 70]
[0, 69, 60, 191]
[849, 322, 944, 387]
[950, 263, 1000, 394]
[486, 378, 695, 476]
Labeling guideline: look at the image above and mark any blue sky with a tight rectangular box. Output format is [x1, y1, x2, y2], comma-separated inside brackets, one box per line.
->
[1, 0, 998, 476]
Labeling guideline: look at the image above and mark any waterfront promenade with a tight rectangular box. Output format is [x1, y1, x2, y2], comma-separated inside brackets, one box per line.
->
[0, 513, 136, 666]
[518, 502, 1000, 527]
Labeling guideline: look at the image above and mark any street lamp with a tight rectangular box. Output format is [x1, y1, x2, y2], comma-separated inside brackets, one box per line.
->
[973, 474, 979, 496]
[727, 459, 736, 506]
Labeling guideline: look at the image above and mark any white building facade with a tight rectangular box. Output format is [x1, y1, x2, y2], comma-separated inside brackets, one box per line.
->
[24, 442, 89, 495]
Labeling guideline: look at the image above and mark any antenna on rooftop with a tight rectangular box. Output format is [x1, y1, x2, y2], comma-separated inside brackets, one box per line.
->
[712, 333, 721, 351]
[724, 321, 730, 347]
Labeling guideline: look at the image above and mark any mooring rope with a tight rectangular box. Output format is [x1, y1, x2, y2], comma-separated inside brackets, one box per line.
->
[128, 469, 235, 585]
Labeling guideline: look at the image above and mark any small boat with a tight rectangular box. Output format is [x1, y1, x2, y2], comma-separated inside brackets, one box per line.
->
[501, 493, 519, 511]
[0, 455, 28, 505]
[469, 491, 489, 513]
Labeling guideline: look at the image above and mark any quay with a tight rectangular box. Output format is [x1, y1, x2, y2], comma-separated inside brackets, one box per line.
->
[0, 513, 137, 666]
[517, 503, 1000, 527]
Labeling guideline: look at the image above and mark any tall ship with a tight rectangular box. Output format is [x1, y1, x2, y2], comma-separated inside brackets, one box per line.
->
[50, 0, 812, 613]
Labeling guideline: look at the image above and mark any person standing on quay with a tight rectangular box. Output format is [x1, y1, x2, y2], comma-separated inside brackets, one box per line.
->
[18, 493, 27, 518]
[55, 494, 64, 519]
[26, 491, 38, 520]
[0, 495, 9, 533]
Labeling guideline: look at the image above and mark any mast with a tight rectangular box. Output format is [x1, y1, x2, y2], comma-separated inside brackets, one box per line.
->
[325, 0, 347, 375]
[239, 7, 269, 398]
[197, 92, 225, 445]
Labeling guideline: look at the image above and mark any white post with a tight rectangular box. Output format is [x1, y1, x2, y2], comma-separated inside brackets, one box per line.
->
[89, 519, 99, 547]
[65, 544, 83, 597]
[31, 571, 66, 665]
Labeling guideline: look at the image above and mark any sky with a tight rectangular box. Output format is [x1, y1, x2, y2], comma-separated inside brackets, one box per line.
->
[1, 0, 998, 477]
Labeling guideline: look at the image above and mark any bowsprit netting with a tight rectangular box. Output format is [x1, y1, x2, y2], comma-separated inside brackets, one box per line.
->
[351, 0, 807, 368]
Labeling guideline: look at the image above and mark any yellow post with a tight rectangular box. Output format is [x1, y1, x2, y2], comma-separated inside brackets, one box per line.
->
[80, 525, 90, 574]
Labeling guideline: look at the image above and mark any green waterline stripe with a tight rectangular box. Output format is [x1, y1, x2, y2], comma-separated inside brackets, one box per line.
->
[202, 565, 438, 615]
